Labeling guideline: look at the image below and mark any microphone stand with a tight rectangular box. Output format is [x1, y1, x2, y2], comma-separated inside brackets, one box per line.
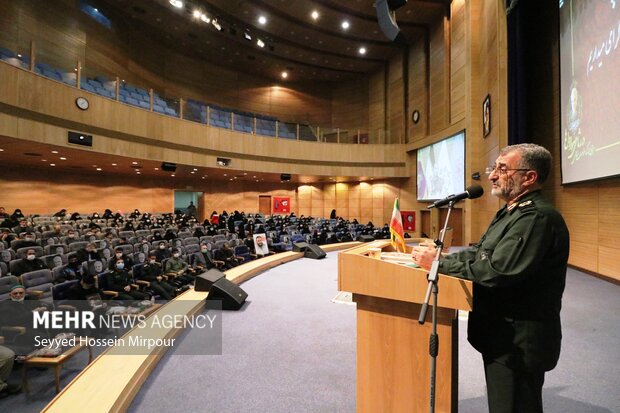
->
[418, 200, 454, 413]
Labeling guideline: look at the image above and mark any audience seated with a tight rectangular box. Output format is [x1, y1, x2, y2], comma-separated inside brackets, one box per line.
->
[76, 242, 101, 264]
[164, 248, 194, 285]
[136, 254, 176, 300]
[11, 248, 46, 277]
[105, 258, 149, 301]
[192, 243, 223, 271]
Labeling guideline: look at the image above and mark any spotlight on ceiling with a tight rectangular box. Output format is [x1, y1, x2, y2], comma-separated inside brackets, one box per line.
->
[256, 38, 265, 48]
[192, 9, 201, 18]
[212, 19, 222, 31]
[311, 10, 319, 20]
[200, 14, 210, 23]
[244, 32, 252, 41]
[281, 71, 288, 79]
[258, 15, 267, 25]
[359, 47, 367, 55]
[341, 20, 350, 30]
[169, 0, 183, 9]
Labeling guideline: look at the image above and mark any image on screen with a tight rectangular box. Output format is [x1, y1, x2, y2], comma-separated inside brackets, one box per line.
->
[416, 131, 465, 201]
[559, 0, 620, 184]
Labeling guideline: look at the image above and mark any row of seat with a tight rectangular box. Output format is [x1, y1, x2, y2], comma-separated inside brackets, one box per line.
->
[0, 46, 319, 139]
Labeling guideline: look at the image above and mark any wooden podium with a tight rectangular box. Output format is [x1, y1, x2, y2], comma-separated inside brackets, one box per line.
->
[338, 241, 473, 413]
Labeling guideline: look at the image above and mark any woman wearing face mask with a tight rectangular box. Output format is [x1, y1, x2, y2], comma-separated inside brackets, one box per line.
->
[105, 258, 149, 301]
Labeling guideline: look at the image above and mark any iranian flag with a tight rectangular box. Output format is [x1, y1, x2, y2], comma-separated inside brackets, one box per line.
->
[390, 197, 406, 252]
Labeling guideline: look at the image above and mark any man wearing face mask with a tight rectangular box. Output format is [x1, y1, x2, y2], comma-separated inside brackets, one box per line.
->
[13, 249, 46, 277]
[137, 253, 176, 300]
[164, 248, 194, 285]
[105, 258, 149, 301]
[412, 144, 569, 413]
[154, 242, 171, 263]
[107, 247, 133, 271]
[192, 243, 224, 271]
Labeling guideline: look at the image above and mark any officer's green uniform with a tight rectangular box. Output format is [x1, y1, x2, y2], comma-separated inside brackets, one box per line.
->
[438, 190, 569, 413]
[105, 268, 149, 302]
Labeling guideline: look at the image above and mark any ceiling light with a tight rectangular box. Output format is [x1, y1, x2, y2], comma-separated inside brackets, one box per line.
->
[132, 161, 138, 165]
[60, 157, 67, 160]
[341, 20, 350, 30]
[137, 171, 141, 174]
[244, 32, 252, 41]
[96, 168, 102, 171]
[200, 14, 210, 23]
[256, 38, 265, 48]
[51, 150, 59, 154]
[202, 176, 205, 179]
[171, 174, 175, 177]
[311, 10, 319, 20]
[281, 71, 288, 79]
[191, 171, 195, 174]
[192, 9, 201, 18]
[359, 47, 367, 55]
[0, 149, 4, 152]
[193, 168, 198, 171]
[112, 163, 117, 166]
[169, 0, 183, 9]
[17, 54, 22, 58]
[154, 167, 159, 170]
[258, 15, 267, 25]
[212, 19, 221, 31]
[50, 163, 56, 167]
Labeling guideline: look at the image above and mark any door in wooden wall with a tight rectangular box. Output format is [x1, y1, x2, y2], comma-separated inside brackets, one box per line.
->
[258, 195, 271, 215]
[439, 208, 463, 246]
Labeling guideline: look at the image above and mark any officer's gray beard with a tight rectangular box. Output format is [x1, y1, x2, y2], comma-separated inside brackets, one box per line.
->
[492, 178, 524, 202]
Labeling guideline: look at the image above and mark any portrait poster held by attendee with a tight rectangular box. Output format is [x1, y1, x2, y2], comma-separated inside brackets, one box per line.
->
[412, 143, 569, 413]
[253, 234, 270, 256]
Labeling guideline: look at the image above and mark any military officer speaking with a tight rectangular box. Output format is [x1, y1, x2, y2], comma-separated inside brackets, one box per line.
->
[412, 143, 569, 413]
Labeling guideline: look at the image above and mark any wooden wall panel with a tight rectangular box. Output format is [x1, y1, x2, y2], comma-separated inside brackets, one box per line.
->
[368, 69, 386, 144]
[387, 53, 405, 144]
[429, 18, 449, 134]
[407, 37, 428, 143]
[332, 77, 369, 136]
[450, 0, 467, 124]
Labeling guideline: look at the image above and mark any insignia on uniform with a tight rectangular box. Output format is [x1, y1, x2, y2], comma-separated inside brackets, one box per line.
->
[518, 200, 533, 208]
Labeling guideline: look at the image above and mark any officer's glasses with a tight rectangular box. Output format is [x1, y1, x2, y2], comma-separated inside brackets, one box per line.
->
[485, 164, 530, 176]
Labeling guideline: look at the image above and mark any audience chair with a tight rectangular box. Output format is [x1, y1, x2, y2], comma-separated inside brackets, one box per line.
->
[21, 269, 54, 301]
[0, 275, 20, 301]
[16, 246, 44, 259]
[42, 254, 66, 270]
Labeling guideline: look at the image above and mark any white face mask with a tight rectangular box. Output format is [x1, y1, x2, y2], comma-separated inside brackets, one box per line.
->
[159, 245, 165, 249]
[26, 254, 36, 261]
[201, 248, 208, 253]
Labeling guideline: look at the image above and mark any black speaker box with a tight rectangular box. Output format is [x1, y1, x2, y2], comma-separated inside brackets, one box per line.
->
[304, 244, 326, 259]
[161, 162, 177, 172]
[357, 234, 375, 242]
[68, 131, 93, 147]
[194, 268, 225, 292]
[292, 241, 308, 252]
[280, 173, 291, 181]
[206, 278, 248, 310]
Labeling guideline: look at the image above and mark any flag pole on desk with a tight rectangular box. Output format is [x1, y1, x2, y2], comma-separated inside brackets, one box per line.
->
[389, 197, 406, 253]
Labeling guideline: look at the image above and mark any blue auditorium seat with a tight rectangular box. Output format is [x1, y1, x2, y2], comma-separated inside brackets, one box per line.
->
[126, 96, 140, 106]
[81, 82, 96, 93]
[164, 107, 177, 117]
[153, 104, 165, 113]
[138, 100, 150, 109]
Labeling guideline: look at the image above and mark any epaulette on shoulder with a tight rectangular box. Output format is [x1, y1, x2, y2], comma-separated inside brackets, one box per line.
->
[517, 199, 537, 211]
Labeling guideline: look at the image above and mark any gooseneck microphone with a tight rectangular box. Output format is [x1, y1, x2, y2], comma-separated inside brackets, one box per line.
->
[427, 184, 484, 209]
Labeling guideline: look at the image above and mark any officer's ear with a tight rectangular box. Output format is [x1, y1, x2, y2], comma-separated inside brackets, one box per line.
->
[522, 169, 539, 187]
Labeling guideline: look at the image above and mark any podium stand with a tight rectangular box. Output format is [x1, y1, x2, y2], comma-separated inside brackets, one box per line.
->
[338, 241, 473, 413]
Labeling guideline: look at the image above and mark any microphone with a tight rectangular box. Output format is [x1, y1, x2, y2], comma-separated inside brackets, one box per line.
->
[427, 184, 484, 209]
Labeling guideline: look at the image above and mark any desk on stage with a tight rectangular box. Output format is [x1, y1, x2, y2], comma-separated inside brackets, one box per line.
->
[338, 241, 473, 413]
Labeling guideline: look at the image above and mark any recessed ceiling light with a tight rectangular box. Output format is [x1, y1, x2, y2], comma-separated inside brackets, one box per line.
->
[154, 167, 159, 170]
[191, 171, 195, 174]
[50, 163, 56, 167]
[171, 174, 175, 177]
[257, 38, 265, 48]
[253, 176, 256, 178]
[51, 150, 59, 154]
[223, 173, 227, 176]
[229, 178, 233, 181]
[200, 14, 210, 23]
[258, 15, 267, 25]
[42, 159, 47, 162]
[341, 20, 350, 30]
[60, 157, 67, 160]
[112, 163, 117, 166]
[192, 9, 201, 18]
[193, 168, 198, 171]
[0, 149, 4, 152]
[137, 171, 141, 174]
[311, 10, 319, 20]
[132, 161, 138, 165]
[169, 0, 183, 9]
[281, 71, 288, 79]
[202, 176, 206, 179]
[358, 47, 367, 55]
[96, 168, 102, 171]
